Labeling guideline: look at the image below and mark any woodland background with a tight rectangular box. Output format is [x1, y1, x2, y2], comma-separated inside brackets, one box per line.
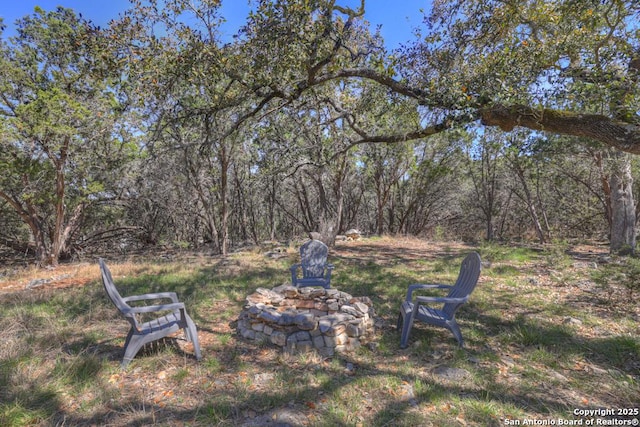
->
[1, 0, 640, 266]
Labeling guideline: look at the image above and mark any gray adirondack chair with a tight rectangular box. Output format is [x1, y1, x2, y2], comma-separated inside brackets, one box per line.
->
[99, 258, 202, 368]
[290, 239, 334, 289]
[398, 252, 481, 348]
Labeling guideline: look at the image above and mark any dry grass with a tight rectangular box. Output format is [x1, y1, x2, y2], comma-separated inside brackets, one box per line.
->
[0, 237, 638, 426]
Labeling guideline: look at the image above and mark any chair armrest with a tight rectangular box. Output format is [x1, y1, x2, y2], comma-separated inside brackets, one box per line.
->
[405, 283, 453, 300]
[124, 302, 185, 314]
[325, 264, 334, 281]
[123, 292, 179, 304]
[291, 264, 301, 283]
[415, 295, 468, 305]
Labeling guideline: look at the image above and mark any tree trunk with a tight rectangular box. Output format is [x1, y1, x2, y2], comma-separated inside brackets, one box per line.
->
[268, 177, 278, 241]
[609, 155, 636, 255]
[318, 213, 337, 247]
[315, 168, 337, 246]
[374, 169, 385, 235]
[219, 144, 230, 256]
[508, 157, 547, 244]
[594, 151, 613, 229]
[49, 139, 70, 266]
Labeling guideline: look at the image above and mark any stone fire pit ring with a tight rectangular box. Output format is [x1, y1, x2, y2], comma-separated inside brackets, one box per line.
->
[237, 285, 376, 357]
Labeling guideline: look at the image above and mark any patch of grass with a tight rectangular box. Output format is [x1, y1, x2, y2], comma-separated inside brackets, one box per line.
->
[0, 369, 61, 427]
[464, 400, 503, 426]
[587, 336, 640, 368]
[0, 401, 46, 427]
[52, 355, 104, 389]
[203, 356, 222, 374]
[508, 319, 572, 348]
[171, 367, 190, 384]
[541, 243, 573, 269]
[492, 264, 520, 276]
[479, 243, 540, 263]
[199, 398, 236, 424]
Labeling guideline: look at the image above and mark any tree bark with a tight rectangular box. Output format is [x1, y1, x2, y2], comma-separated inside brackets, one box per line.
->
[609, 155, 636, 255]
[480, 104, 640, 154]
[219, 144, 230, 256]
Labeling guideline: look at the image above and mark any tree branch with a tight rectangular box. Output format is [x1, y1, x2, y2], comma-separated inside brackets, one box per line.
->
[480, 104, 640, 154]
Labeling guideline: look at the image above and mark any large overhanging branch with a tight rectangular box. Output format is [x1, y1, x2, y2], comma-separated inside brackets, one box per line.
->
[316, 67, 640, 154]
[329, 116, 461, 161]
[318, 95, 457, 153]
[350, 120, 453, 144]
[480, 104, 640, 154]
[314, 68, 432, 103]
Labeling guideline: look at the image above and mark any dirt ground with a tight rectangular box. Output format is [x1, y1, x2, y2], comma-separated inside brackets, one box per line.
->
[0, 236, 617, 296]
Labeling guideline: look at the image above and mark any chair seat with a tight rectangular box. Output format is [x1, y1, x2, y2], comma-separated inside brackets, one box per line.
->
[138, 312, 182, 334]
[294, 277, 330, 288]
[402, 301, 448, 323]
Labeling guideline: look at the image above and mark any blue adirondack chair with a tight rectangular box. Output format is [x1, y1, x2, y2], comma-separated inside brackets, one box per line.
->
[290, 239, 334, 289]
[398, 252, 481, 348]
[99, 258, 202, 368]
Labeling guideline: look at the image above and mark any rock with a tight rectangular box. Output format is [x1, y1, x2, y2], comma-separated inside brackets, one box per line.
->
[294, 313, 317, 330]
[432, 366, 470, 381]
[563, 317, 583, 326]
[253, 372, 275, 387]
[241, 406, 309, 427]
[400, 383, 418, 406]
[548, 370, 568, 382]
[340, 305, 359, 317]
[246, 288, 285, 305]
[500, 356, 516, 368]
[271, 331, 287, 346]
[258, 308, 282, 323]
[352, 301, 369, 314]
[345, 229, 361, 240]
[237, 285, 377, 355]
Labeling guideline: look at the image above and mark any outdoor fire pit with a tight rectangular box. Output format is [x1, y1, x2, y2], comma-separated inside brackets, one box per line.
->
[236, 285, 376, 357]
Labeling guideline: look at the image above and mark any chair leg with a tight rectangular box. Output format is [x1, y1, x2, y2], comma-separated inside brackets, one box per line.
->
[122, 334, 147, 369]
[448, 321, 465, 347]
[399, 305, 415, 349]
[184, 314, 202, 361]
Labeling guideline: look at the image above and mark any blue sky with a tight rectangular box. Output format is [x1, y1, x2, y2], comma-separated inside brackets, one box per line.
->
[0, 0, 430, 49]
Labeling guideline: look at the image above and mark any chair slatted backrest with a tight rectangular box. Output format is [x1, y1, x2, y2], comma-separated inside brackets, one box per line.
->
[300, 240, 328, 278]
[99, 258, 139, 330]
[443, 252, 482, 318]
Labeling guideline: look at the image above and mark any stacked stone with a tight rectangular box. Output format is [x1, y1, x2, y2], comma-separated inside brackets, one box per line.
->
[237, 285, 376, 357]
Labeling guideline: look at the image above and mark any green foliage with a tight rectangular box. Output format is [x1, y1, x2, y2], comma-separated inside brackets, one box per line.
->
[0, 6, 139, 264]
[1, 0, 639, 262]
